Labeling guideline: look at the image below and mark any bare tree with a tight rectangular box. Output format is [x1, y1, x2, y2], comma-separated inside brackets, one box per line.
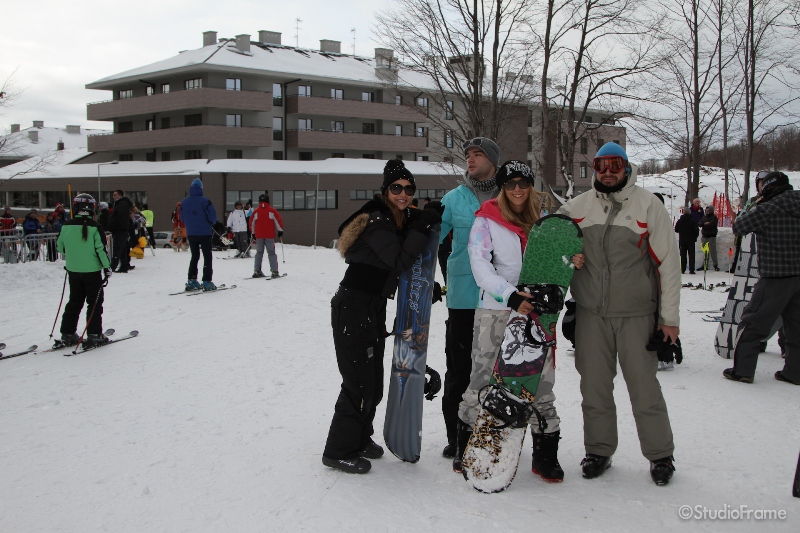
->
[375, 0, 536, 156]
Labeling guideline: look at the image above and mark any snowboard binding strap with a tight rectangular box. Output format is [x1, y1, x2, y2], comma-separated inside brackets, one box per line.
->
[518, 283, 564, 316]
[478, 384, 547, 432]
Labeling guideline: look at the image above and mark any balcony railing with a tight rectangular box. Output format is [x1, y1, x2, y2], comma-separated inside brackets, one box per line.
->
[286, 95, 427, 122]
[286, 129, 427, 152]
[88, 125, 272, 152]
[87, 88, 272, 120]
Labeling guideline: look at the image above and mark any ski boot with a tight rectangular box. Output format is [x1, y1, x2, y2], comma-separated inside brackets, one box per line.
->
[202, 281, 217, 291]
[322, 455, 371, 474]
[252, 271, 265, 278]
[83, 333, 110, 349]
[359, 439, 384, 459]
[270, 270, 281, 279]
[56, 333, 80, 348]
[452, 420, 472, 473]
[650, 456, 675, 486]
[531, 431, 564, 482]
[581, 454, 612, 479]
[185, 279, 201, 291]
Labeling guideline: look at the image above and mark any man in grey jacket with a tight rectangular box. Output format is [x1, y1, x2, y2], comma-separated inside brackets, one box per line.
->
[558, 142, 681, 486]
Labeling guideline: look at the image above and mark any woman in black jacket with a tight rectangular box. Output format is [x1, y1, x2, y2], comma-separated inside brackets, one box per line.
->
[322, 160, 440, 474]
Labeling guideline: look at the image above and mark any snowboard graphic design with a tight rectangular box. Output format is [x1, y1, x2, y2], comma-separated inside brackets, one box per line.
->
[383, 226, 440, 462]
[462, 214, 582, 493]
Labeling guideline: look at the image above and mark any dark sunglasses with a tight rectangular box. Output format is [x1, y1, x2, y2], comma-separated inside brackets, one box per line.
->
[502, 179, 531, 191]
[593, 156, 626, 174]
[387, 183, 416, 196]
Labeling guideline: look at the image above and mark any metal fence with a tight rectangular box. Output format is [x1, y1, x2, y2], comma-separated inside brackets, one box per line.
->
[0, 230, 62, 264]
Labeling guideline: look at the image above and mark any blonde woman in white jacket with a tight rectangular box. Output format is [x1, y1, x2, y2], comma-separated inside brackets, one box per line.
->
[226, 201, 250, 257]
[453, 160, 579, 483]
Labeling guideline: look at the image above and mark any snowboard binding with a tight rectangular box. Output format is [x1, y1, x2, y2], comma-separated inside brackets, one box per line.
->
[424, 365, 441, 401]
[478, 384, 547, 432]
[519, 283, 564, 316]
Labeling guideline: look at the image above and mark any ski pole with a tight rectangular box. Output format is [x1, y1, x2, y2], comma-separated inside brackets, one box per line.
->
[49, 270, 68, 339]
[280, 236, 285, 263]
[74, 274, 107, 354]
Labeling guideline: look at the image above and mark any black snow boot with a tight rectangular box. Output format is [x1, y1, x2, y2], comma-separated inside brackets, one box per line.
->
[359, 439, 384, 459]
[531, 431, 564, 482]
[58, 333, 80, 347]
[442, 443, 456, 458]
[322, 455, 371, 474]
[452, 420, 472, 473]
[581, 454, 612, 479]
[650, 456, 675, 486]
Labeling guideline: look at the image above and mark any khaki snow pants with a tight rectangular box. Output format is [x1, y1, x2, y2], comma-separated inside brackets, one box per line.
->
[458, 308, 560, 434]
[574, 308, 674, 461]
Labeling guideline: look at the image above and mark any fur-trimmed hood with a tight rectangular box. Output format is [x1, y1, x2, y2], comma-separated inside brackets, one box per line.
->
[337, 199, 388, 257]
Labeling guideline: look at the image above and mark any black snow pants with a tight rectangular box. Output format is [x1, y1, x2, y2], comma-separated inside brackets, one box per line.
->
[61, 271, 104, 336]
[442, 307, 475, 445]
[323, 286, 387, 460]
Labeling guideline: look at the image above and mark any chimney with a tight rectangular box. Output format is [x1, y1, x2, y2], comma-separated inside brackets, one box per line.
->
[28, 130, 39, 143]
[33, 120, 44, 128]
[320, 40, 341, 54]
[258, 30, 281, 46]
[66, 125, 81, 134]
[375, 48, 397, 81]
[235, 34, 251, 53]
[57, 140, 65, 151]
[203, 31, 217, 47]
[10, 124, 20, 133]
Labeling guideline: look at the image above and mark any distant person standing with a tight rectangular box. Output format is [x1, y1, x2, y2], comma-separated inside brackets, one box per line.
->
[141, 204, 155, 247]
[250, 193, 284, 278]
[109, 190, 133, 273]
[689, 198, 703, 225]
[226, 201, 250, 257]
[674, 207, 699, 274]
[699, 205, 719, 271]
[181, 178, 218, 291]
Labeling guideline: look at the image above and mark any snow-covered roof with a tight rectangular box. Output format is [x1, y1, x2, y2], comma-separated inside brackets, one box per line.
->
[87, 39, 437, 92]
[0, 125, 109, 160]
[0, 154, 463, 181]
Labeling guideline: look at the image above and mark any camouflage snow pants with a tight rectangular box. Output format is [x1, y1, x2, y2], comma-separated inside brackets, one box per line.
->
[458, 308, 560, 434]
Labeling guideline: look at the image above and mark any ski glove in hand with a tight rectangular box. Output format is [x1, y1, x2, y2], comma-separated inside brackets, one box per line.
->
[647, 330, 683, 364]
[409, 209, 441, 234]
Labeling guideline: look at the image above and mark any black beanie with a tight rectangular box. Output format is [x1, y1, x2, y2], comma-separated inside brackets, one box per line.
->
[495, 160, 534, 189]
[760, 171, 793, 201]
[382, 159, 415, 192]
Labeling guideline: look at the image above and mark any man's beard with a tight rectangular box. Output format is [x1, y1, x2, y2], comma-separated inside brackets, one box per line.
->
[594, 176, 628, 194]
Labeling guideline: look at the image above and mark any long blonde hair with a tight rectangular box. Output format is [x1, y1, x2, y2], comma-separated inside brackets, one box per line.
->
[496, 189, 552, 235]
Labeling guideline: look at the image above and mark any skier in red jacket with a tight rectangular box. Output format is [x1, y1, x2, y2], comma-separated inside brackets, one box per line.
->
[250, 193, 285, 278]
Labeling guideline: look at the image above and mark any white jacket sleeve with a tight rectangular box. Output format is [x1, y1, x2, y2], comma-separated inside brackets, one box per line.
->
[468, 217, 517, 306]
[647, 197, 681, 327]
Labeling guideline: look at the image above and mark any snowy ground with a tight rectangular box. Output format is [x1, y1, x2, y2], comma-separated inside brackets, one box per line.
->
[1, 245, 797, 532]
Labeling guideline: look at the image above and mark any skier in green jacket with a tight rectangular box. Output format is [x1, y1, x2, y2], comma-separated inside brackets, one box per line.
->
[56, 193, 112, 349]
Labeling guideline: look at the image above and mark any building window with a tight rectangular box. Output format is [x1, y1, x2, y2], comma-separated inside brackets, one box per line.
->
[416, 155, 429, 161]
[185, 78, 203, 90]
[185, 150, 202, 159]
[273, 117, 283, 140]
[416, 97, 428, 108]
[146, 86, 155, 96]
[161, 83, 170, 94]
[272, 190, 337, 211]
[362, 123, 376, 134]
[580, 162, 588, 179]
[580, 137, 588, 154]
[332, 153, 345, 158]
[395, 95, 402, 105]
[299, 152, 313, 161]
[118, 121, 133, 133]
[445, 100, 454, 120]
[362, 154, 375, 159]
[395, 155, 403, 160]
[227, 149, 243, 159]
[146, 152, 156, 162]
[11, 191, 38, 207]
[331, 121, 344, 133]
[298, 118, 312, 131]
[298, 85, 312, 97]
[331, 88, 343, 100]
[444, 130, 454, 148]
[119, 154, 133, 161]
[118, 89, 133, 99]
[597, 138, 604, 149]
[161, 152, 171, 161]
[45, 191, 70, 206]
[361, 91, 374, 103]
[273, 151, 284, 160]
[613, 139, 620, 145]
[184, 114, 202, 127]
[415, 126, 427, 138]
[416, 188, 446, 199]
[226, 114, 242, 127]
[527, 134, 533, 151]
[528, 111, 533, 128]
[145, 119, 155, 131]
[272, 83, 283, 106]
[443, 156, 454, 163]
[226, 78, 242, 91]
[350, 189, 380, 200]
[160, 117, 170, 129]
[395, 125, 402, 136]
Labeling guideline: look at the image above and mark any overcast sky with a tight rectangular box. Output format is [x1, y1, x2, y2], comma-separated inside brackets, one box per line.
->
[1, 0, 393, 132]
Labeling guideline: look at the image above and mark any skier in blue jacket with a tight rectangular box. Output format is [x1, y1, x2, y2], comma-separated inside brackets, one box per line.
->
[181, 177, 218, 291]
[438, 136, 501, 462]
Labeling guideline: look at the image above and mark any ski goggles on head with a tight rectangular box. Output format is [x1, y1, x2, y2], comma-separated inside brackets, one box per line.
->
[592, 156, 626, 174]
[502, 178, 532, 191]
[387, 183, 416, 196]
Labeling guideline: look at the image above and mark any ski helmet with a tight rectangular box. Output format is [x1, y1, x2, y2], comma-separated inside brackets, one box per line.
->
[72, 193, 97, 217]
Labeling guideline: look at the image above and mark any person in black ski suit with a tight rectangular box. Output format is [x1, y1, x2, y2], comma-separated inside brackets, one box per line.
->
[674, 207, 699, 274]
[108, 190, 133, 273]
[699, 205, 719, 270]
[322, 160, 441, 474]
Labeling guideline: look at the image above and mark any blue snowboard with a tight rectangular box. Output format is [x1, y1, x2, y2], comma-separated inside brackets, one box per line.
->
[383, 227, 440, 462]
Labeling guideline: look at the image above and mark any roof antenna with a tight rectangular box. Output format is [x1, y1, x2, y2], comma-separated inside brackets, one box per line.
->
[295, 18, 303, 48]
[351, 27, 356, 56]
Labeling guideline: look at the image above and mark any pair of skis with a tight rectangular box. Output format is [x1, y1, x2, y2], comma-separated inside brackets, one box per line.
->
[243, 273, 288, 281]
[0, 329, 139, 360]
[169, 283, 237, 296]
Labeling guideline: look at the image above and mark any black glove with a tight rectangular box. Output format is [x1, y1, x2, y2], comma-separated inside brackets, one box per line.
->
[424, 366, 442, 400]
[646, 330, 683, 364]
[507, 292, 528, 312]
[103, 268, 112, 285]
[432, 281, 443, 304]
[278, 230, 284, 238]
[409, 209, 441, 234]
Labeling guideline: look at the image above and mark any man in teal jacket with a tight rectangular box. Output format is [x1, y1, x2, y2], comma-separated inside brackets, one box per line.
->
[439, 136, 501, 464]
